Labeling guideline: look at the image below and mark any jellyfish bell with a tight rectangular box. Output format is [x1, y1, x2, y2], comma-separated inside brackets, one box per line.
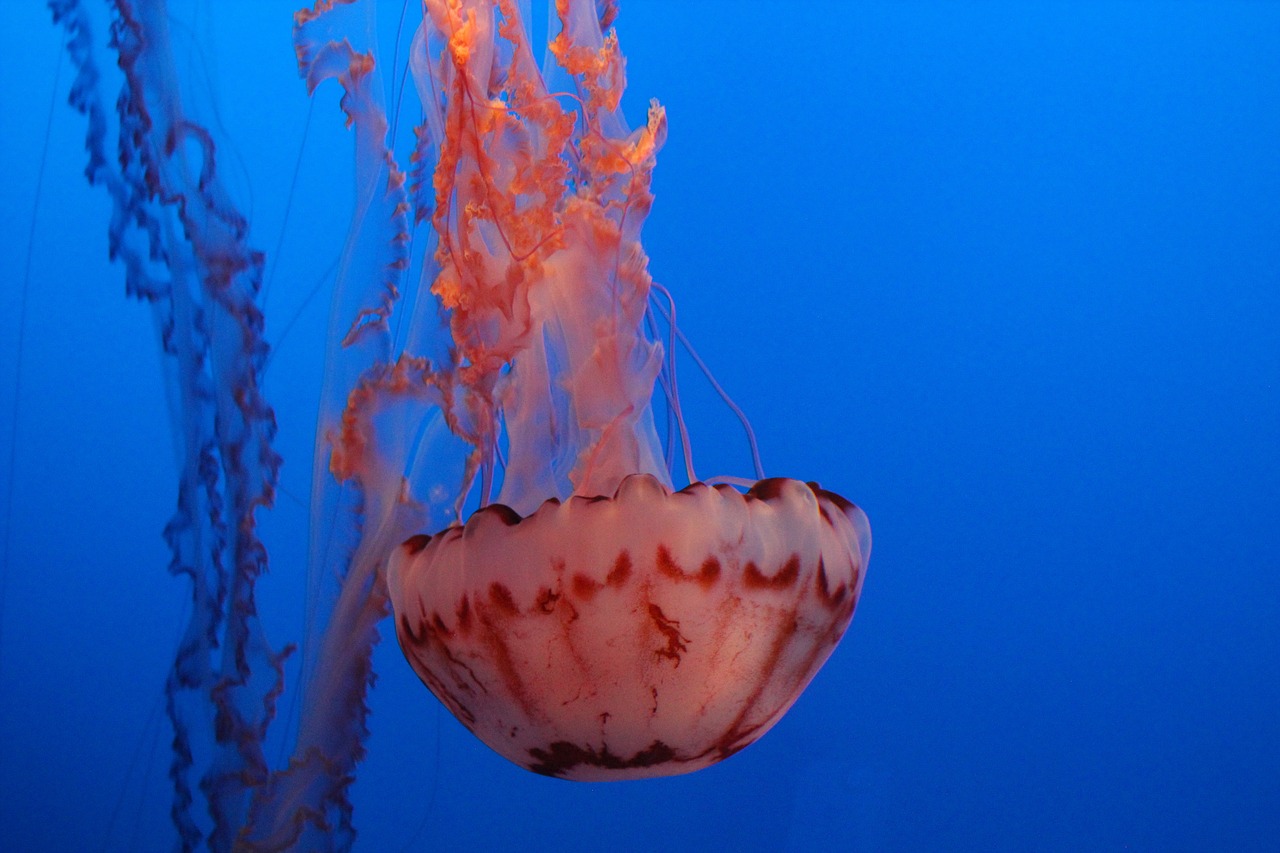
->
[388, 474, 870, 780]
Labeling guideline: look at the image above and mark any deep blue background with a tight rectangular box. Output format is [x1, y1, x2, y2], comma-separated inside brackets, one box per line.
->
[2, 1, 1277, 850]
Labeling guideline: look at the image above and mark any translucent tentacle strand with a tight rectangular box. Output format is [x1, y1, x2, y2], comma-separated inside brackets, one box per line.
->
[51, 1, 286, 849]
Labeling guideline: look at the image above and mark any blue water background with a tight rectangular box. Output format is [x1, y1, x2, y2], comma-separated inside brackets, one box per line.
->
[1, 1, 1277, 850]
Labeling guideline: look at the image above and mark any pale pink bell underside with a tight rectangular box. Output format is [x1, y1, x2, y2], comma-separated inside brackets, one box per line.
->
[388, 473, 871, 780]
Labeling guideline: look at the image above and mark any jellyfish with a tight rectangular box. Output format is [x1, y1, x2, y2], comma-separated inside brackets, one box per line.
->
[301, 0, 872, 783]
[51, 0, 870, 847]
